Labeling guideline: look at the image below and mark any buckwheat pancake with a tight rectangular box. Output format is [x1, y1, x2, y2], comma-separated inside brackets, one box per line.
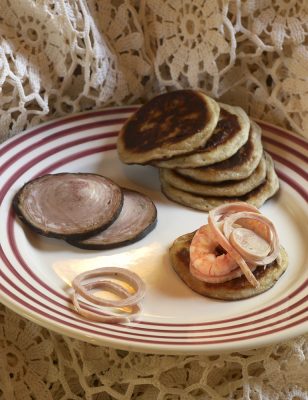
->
[176, 121, 263, 183]
[154, 103, 250, 169]
[160, 153, 279, 211]
[117, 90, 220, 165]
[160, 155, 267, 197]
[169, 231, 288, 300]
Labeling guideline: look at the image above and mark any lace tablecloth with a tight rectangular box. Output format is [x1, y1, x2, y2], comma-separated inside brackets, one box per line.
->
[0, 1, 307, 399]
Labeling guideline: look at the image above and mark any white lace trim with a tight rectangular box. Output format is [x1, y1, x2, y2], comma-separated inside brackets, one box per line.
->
[1, 304, 308, 399]
[0, 0, 307, 143]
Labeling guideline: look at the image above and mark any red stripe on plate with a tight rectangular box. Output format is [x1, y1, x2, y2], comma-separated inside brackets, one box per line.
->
[0, 117, 125, 175]
[270, 153, 308, 181]
[0, 135, 117, 204]
[1, 248, 306, 340]
[5, 219, 308, 333]
[2, 242, 307, 340]
[0, 277, 306, 346]
[263, 136, 308, 163]
[7, 196, 308, 333]
[258, 122, 308, 150]
[0, 107, 137, 157]
[2, 135, 308, 329]
[0, 117, 307, 345]
[275, 170, 308, 202]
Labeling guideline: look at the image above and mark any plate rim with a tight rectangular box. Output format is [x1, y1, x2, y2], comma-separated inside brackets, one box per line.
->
[0, 107, 307, 354]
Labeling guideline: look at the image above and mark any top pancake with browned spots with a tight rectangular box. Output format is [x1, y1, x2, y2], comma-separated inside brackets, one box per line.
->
[117, 90, 220, 165]
[123, 91, 209, 152]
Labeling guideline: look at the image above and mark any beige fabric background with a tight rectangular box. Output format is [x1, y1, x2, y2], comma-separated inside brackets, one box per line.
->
[0, 0, 307, 144]
[0, 0, 307, 399]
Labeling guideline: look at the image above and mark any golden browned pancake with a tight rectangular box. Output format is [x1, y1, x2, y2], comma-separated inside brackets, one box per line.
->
[169, 231, 288, 300]
[154, 103, 250, 168]
[160, 153, 279, 211]
[117, 90, 220, 164]
[176, 121, 263, 182]
[160, 155, 267, 198]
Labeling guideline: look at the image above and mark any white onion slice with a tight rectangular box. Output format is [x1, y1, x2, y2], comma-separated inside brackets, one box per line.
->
[223, 211, 279, 265]
[208, 206, 260, 287]
[72, 267, 146, 308]
[210, 202, 260, 223]
[72, 280, 141, 323]
[71, 267, 146, 323]
[193, 202, 281, 288]
[229, 228, 270, 260]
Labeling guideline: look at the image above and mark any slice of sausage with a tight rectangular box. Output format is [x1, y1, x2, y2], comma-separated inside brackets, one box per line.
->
[13, 173, 123, 240]
[68, 188, 157, 249]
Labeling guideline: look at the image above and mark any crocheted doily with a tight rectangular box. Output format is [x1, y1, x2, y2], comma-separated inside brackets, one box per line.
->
[0, 0, 307, 143]
[0, 0, 307, 398]
[1, 304, 308, 400]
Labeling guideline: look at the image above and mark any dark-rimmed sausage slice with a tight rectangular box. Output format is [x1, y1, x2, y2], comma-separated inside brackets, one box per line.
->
[13, 173, 123, 240]
[68, 188, 157, 249]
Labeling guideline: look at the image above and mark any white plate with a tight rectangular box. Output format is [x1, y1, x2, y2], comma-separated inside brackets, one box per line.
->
[0, 107, 307, 355]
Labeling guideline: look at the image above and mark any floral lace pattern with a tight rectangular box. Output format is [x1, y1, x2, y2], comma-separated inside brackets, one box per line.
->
[0, 304, 308, 399]
[0, 0, 307, 143]
[0, 0, 308, 398]
[0, 306, 308, 400]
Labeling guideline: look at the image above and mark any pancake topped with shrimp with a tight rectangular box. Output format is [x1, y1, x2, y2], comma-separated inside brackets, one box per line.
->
[169, 202, 288, 300]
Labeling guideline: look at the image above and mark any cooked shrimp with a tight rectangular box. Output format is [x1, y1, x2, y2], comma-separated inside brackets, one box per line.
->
[208, 204, 260, 287]
[190, 224, 238, 278]
[188, 202, 281, 287]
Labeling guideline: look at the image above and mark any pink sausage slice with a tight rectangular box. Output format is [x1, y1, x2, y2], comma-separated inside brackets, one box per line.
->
[13, 173, 123, 240]
[68, 188, 157, 250]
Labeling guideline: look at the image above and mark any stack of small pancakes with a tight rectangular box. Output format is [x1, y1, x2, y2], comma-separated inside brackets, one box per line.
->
[117, 90, 279, 211]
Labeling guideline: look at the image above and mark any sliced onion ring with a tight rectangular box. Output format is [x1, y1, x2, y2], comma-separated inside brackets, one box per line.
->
[208, 203, 261, 287]
[72, 267, 146, 308]
[223, 211, 279, 265]
[72, 280, 141, 323]
[229, 228, 270, 260]
[210, 202, 261, 223]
